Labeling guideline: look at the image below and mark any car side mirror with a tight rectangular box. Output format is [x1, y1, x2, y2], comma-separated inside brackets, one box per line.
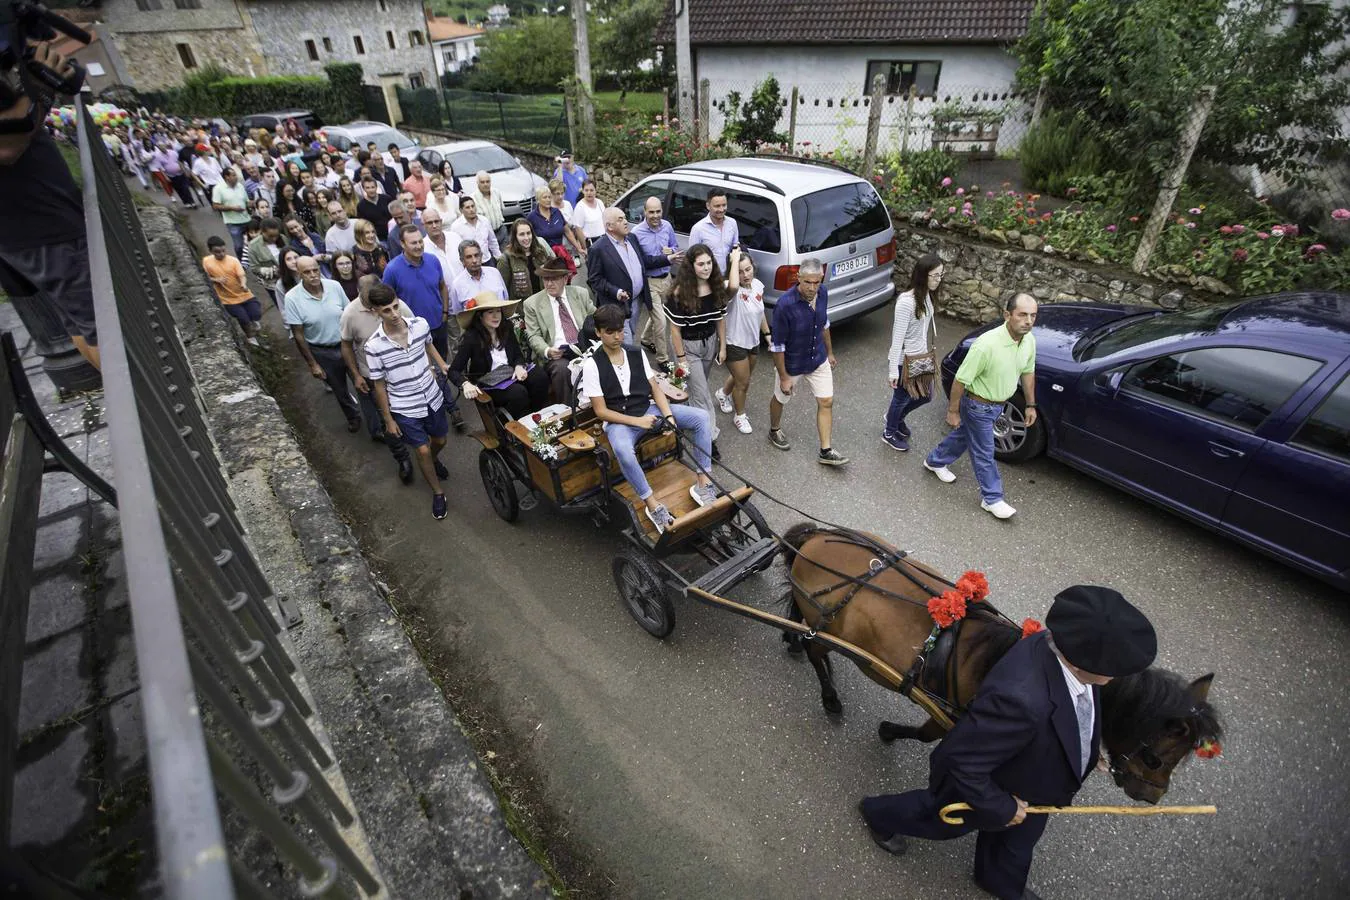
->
[1093, 369, 1124, 391]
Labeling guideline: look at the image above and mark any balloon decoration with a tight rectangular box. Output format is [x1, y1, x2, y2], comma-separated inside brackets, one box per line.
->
[47, 103, 131, 131]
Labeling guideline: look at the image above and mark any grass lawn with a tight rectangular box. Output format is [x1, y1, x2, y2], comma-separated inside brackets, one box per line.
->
[593, 91, 664, 115]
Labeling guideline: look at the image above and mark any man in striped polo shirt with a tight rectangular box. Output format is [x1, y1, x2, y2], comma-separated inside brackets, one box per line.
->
[366, 288, 455, 520]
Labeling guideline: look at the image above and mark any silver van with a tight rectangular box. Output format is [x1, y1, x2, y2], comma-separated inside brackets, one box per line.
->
[614, 158, 897, 322]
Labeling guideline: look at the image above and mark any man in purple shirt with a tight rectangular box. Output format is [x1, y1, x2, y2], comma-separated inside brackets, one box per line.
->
[688, 188, 740, 271]
[630, 197, 684, 366]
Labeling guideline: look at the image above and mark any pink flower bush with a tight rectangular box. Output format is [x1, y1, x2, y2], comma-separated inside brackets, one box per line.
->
[1333, 208, 1350, 221]
[1231, 224, 1246, 234]
[956, 187, 965, 196]
[1185, 222, 1197, 230]
[1232, 248, 1248, 262]
[948, 206, 957, 214]
[1257, 232, 1270, 240]
[1219, 226, 1233, 235]
[1106, 224, 1117, 233]
[941, 177, 953, 187]
[1306, 243, 1328, 257]
[1189, 207, 1203, 215]
[1271, 226, 1285, 237]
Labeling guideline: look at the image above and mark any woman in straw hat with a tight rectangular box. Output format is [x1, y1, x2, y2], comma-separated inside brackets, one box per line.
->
[448, 291, 549, 419]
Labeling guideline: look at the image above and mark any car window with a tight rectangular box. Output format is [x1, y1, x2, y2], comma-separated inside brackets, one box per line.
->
[1290, 373, 1350, 462]
[448, 146, 517, 174]
[789, 182, 889, 252]
[1078, 304, 1233, 361]
[1121, 347, 1322, 431]
[727, 190, 781, 253]
[621, 180, 670, 223]
[668, 182, 708, 234]
[330, 134, 352, 152]
[354, 128, 414, 151]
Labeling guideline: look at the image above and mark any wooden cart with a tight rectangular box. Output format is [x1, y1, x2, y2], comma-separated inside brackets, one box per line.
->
[470, 391, 778, 637]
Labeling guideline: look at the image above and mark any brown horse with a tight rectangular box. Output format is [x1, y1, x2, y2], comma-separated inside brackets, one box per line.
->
[780, 523, 1223, 803]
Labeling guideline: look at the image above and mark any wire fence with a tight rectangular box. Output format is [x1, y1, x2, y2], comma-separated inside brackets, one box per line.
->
[703, 80, 1034, 160]
[396, 86, 570, 150]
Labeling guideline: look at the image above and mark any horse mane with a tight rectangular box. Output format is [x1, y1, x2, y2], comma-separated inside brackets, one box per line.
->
[1100, 667, 1223, 752]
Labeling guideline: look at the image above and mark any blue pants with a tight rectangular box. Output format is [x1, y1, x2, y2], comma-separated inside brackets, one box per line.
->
[861, 788, 1048, 900]
[926, 393, 1005, 504]
[226, 223, 247, 258]
[606, 403, 711, 501]
[884, 366, 932, 435]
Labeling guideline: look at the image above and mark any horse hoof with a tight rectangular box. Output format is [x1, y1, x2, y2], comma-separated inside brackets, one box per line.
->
[878, 721, 903, 743]
[823, 695, 843, 716]
[785, 637, 804, 656]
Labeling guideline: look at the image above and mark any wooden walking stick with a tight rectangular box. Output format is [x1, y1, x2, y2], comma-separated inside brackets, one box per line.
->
[939, 802, 1217, 825]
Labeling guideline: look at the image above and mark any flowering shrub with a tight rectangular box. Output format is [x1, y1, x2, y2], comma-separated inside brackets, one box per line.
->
[593, 113, 733, 170]
[897, 180, 1350, 295]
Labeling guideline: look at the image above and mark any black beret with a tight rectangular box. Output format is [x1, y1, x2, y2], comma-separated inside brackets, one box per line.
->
[1047, 585, 1156, 676]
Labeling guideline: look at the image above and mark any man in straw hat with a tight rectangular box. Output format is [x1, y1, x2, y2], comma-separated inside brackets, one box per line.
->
[858, 585, 1157, 900]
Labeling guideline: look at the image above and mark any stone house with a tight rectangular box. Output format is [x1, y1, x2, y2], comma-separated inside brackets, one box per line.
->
[102, 0, 435, 92]
[657, 0, 1035, 153]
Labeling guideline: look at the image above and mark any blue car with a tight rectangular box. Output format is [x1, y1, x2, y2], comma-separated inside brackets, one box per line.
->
[940, 292, 1350, 590]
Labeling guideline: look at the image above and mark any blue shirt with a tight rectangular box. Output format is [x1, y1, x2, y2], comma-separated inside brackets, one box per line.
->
[283, 278, 348, 345]
[610, 235, 644, 297]
[689, 214, 740, 271]
[769, 284, 830, 376]
[527, 207, 568, 246]
[556, 164, 588, 204]
[631, 218, 678, 278]
[383, 252, 446, 328]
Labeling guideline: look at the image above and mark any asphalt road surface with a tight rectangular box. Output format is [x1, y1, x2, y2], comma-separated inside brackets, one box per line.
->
[171, 192, 1349, 899]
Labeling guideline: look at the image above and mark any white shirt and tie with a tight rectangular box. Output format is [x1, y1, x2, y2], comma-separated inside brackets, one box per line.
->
[550, 294, 580, 349]
[1055, 654, 1095, 777]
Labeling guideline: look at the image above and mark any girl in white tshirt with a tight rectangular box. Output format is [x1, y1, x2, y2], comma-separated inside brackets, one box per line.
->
[883, 253, 942, 452]
[714, 251, 771, 433]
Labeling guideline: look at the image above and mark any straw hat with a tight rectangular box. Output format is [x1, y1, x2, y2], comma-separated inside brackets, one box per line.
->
[456, 291, 520, 329]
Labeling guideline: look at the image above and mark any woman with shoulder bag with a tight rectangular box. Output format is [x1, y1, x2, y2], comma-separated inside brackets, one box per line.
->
[883, 253, 943, 452]
[449, 292, 550, 419]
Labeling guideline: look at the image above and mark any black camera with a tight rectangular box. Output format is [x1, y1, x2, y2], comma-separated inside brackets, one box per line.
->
[0, 1, 91, 133]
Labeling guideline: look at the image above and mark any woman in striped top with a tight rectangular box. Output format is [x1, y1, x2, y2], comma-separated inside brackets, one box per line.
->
[668, 243, 730, 454]
[882, 253, 943, 452]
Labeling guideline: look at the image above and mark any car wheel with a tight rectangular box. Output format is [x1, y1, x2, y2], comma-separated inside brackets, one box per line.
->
[993, 393, 1046, 462]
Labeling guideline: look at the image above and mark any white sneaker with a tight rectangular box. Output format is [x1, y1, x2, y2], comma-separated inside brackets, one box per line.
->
[714, 388, 733, 414]
[923, 460, 957, 483]
[981, 499, 1017, 519]
[733, 413, 752, 434]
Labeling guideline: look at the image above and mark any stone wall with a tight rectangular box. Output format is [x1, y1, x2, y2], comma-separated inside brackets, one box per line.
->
[111, 28, 268, 91]
[891, 222, 1213, 323]
[250, 0, 434, 86]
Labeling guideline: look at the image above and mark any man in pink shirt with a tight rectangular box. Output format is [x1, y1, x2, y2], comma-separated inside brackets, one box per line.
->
[402, 159, 433, 211]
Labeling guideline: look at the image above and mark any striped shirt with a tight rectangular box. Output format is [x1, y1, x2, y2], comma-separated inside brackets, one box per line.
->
[666, 289, 727, 342]
[365, 315, 444, 416]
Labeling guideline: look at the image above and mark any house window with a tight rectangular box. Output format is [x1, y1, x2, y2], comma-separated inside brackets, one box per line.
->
[386, 30, 397, 50]
[409, 73, 425, 89]
[864, 60, 941, 97]
[443, 50, 454, 67]
[353, 34, 366, 55]
[409, 31, 425, 47]
[134, 0, 162, 9]
[173, 0, 201, 8]
[176, 43, 197, 69]
[323, 37, 333, 52]
[305, 39, 319, 61]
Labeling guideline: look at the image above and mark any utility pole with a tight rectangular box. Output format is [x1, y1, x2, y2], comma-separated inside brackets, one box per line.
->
[675, 0, 693, 128]
[571, 0, 596, 152]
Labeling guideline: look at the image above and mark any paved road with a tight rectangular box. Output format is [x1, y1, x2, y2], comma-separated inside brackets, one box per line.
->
[170, 191, 1350, 899]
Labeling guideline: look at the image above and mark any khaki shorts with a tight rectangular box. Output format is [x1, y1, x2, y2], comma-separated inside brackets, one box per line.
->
[773, 360, 833, 404]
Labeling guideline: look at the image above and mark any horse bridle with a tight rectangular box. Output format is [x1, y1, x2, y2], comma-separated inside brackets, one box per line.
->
[1107, 706, 1208, 790]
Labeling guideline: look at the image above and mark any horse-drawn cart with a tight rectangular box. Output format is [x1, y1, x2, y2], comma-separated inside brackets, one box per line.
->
[469, 389, 779, 637]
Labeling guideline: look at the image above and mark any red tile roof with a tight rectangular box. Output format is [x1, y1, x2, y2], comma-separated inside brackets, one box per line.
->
[656, 0, 1035, 44]
[427, 16, 485, 42]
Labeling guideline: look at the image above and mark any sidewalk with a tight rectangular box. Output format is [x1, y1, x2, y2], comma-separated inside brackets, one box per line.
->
[2, 302, 155, 894]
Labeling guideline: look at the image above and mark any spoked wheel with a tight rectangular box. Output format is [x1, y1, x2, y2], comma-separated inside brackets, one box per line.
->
[720, 497, 776, 573]
[612, 547, 675, 638]
[478, 448, 520, 522]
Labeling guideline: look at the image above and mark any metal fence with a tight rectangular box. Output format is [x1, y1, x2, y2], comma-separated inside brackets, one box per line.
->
[49, 95, 380, 898]
[397, 85, 569, 150]
[704, 79, 1033, 160]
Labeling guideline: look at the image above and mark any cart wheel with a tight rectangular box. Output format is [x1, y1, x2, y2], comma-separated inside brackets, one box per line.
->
[479, 448, 520, 522]
[612, 547, 675, 638]
[731, 498, 776, 572]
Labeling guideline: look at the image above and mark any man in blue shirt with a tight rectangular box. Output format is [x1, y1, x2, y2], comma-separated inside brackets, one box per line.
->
[382, 225, 463, 429]
[630, 197, 683, 367]
[553, 151, 588, 205]
[689, 189, 740, 271]
[767, 259, 847, 465]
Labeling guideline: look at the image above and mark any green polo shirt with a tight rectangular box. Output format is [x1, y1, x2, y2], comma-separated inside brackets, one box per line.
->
[954, 324, 1036, 402]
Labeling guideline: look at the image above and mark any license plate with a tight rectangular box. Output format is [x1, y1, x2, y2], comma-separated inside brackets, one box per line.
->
[834, 253, 872, 277]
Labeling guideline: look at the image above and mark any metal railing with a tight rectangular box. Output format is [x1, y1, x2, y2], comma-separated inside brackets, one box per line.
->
[70, 95, 380, 898]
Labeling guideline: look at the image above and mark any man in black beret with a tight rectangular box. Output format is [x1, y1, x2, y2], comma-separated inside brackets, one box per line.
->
[858, 585, 1157, 900]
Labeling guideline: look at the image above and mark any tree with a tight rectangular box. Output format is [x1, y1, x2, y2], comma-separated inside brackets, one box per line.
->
[593, 0, 663, 83]
[1016, 0, 1350, 189]
[722, 76, 787, 150]
[467, 14, 573, 93]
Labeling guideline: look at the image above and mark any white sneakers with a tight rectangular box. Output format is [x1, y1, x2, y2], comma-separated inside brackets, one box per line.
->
[922, 460, 957, 483]
[714, 388, 733, 414]
[733, 413, 752, 434]
[981, 499, 1018, 519]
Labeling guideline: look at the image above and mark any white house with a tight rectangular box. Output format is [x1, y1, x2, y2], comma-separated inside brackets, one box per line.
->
[427, 17, 484, 77]
[486, 4, 511, 27]
[657, 0, 1035, 154]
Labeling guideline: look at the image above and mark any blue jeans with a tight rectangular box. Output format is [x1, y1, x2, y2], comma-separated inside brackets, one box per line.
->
[926, 394, 1004, 504]
[226, 222, 247, 257]
[884, 365, 932, 435]
[606, 403, 712, 501]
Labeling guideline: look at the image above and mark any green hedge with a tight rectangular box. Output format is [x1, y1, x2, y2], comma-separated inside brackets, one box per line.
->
[155, 63, 363, 124]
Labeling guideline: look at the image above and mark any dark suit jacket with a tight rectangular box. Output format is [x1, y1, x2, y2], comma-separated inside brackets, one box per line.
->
[586, 233, 665, 313]
[448, 326, 528, 388]
[928, 631, 1099, 830]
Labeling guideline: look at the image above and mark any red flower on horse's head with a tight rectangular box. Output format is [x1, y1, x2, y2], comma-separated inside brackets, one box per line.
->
[927, 590, 968, 628]
[956, 570, 990, 602]
[1020, 618, 1044, 638]
[1195, 739, 1222, 760]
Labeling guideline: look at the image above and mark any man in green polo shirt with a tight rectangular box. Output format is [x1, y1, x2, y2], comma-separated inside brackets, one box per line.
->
[923, 293, 1038, 519]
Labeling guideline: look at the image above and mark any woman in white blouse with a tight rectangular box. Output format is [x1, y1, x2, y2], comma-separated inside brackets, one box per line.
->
[427, 174, 460, 221]
[569, 179, 607, 246]
[883, 253, 942, 452]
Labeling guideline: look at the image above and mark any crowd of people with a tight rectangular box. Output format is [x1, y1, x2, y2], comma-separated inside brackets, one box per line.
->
[89, 112, 1040, 526]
